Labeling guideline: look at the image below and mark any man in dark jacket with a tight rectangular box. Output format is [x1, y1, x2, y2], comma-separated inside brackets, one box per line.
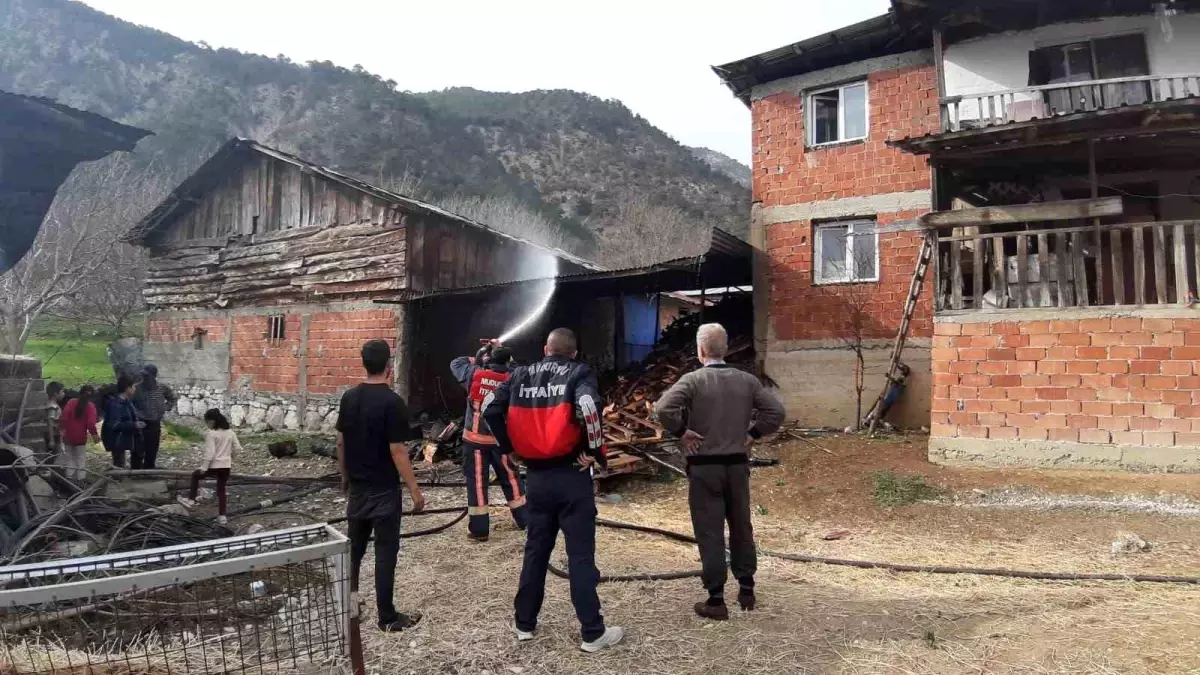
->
[450, 341, 527, 541]
[654, 322, 785, 620]
[132, 364, 176, 470]
[483, 328, 623, 653]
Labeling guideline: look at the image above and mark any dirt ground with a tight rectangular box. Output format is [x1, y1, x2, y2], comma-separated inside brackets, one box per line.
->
[147, 430, 1200, 674]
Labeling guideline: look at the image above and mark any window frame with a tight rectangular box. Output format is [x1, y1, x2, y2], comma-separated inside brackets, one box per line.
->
[806, 80, 870, 147]
[267, 314, 286, 342]
[813, 220, 880, 285]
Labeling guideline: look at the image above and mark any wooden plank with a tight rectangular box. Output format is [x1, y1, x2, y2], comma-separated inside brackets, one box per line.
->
[1037, 232, 1052, 307]
[991, 237, 1008, 308]
[1174, 223, 1189, 304]
[1071, 232, 1089, 307]
[950, 242, 963, 310]
[931, 240, 943, 312]
[1055, 232, 1072, 307]
[971, 238, 983, 309]
[1110, 229, 1125, 305]
[921, 197, 1124, 228]
[1153, 224, 1169, 304]
[1016, 234, 1028, 309]
[1132, 225, 1147, 305]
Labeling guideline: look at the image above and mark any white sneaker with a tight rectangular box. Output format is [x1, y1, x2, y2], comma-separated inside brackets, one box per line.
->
[216, 515, 228, 525]
[514, 626, 535, 642]
[177, 496, 197, 509]
[580, 626, 624, 653]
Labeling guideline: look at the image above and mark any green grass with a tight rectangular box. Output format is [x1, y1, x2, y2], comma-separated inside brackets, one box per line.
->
[164, 421, 204, 444]
[25, 338, 114, 388]
[21, 316, 145, 388]
[871, 470, 945, 508]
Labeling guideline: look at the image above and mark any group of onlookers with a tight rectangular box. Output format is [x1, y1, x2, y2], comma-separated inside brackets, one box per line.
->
[43, 364, 177, 479]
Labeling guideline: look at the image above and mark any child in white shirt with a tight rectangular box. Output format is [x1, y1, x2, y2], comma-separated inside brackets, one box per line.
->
[178, 409, 241, 524]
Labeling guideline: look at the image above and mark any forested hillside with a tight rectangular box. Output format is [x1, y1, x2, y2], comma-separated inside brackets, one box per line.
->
[0, 0, 750, 261]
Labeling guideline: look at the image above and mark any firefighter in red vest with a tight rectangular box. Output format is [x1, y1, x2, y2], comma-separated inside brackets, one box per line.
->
[483, 328, 624, 653]
[450, 340, 527, 542]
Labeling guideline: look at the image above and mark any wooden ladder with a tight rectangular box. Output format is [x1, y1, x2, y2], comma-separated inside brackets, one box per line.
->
[867, 230, 936, 433]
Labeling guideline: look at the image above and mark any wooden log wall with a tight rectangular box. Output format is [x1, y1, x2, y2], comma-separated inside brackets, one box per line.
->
[144, 151, 585, 309]
[145, 221, 408, 310]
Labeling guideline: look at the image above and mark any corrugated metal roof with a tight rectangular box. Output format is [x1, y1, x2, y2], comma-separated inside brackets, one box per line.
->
[125, 138, 599, 271]
[711, 13, 926, 104]
[394, 226, 751, 301]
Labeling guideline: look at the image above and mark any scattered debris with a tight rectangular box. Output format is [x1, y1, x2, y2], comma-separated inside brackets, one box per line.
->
[1111, 532, 1151, 554]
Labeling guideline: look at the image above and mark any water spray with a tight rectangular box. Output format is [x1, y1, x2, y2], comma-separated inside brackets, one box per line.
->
[498, 257, 559, 343]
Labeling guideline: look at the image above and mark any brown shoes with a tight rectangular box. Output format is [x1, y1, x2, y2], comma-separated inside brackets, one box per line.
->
[693, 601, 730, 621]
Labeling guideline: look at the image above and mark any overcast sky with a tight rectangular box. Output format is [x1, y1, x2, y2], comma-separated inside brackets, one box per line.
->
[81, 0, 890, 165]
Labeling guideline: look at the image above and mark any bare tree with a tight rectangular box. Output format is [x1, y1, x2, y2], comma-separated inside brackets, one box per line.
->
[0, 154, 166, 354]
[597, 194, 708, 268]
[50, 243, 147, 340]
[813, 229, 883, 430]
[438, 193, 576, 252]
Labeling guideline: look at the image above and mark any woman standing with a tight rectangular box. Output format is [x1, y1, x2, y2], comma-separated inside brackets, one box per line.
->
[103, 376, 145, 469]
[60, 385, 100, 480]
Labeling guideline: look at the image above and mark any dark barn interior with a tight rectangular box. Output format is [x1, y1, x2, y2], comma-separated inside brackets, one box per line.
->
[400, 228, 752, 417]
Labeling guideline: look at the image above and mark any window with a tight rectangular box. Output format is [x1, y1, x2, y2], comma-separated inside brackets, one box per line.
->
[267, 315, 286, 341]
[808, 81, 868, 146]
[1029, 34, 1149, 112]
[192, 327, 207, 350]
[814, 221, 878, 284]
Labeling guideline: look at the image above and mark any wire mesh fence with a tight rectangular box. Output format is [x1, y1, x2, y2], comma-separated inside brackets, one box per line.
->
[0, 524, 353, 674]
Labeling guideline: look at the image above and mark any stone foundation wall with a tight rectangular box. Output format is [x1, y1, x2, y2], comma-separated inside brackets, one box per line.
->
[173, 386, 338, 433]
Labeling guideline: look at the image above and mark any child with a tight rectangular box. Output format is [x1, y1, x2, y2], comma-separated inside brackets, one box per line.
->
[179, 409, 240, 524]
[60, 385, 100, 480]
[45, 382, 65, 462]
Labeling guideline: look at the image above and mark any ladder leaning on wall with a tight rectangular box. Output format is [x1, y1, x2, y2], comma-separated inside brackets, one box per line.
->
[865, 230, 936, 434]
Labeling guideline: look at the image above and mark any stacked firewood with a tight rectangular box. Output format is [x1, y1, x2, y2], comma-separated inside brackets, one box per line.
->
[600, 295, 755, 475]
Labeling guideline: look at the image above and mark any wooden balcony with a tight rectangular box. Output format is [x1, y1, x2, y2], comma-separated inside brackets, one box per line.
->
[929, 199, 1200, 313]
[940, 74, 1200, 133]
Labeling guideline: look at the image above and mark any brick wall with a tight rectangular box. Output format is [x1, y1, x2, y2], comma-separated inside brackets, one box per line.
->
[766, 211, 932, 342]
[307, 309, 398, 395]
[146, 317, 229, 343]
[751, 64, 938, 208]
[231, 314, 303, 394]
[931, 316, 1200, 447]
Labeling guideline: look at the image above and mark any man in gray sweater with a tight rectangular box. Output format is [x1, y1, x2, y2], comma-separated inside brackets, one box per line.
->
[654, 323, 785, 620]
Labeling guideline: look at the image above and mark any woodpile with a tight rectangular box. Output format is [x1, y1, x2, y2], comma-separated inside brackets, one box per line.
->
[600, 294, 754, 476]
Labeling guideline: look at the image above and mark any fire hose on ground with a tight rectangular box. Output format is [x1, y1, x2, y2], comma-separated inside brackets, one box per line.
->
[226, 480, 1200, 585]
[547, 518, 1200, 585]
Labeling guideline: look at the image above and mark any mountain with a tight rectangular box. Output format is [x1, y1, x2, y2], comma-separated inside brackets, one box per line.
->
[0, 0, 750, 260]
[689, 147, 751, 188]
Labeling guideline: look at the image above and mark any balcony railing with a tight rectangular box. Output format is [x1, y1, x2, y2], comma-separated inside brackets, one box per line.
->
[933, 219, 1200, 312]
[940, 74, 1200, 133]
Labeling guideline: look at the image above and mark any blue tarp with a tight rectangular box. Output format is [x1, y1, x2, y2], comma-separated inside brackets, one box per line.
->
[621, 294, 660, 366]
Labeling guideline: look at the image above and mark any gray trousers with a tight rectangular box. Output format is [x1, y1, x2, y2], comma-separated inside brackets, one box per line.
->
[687, 462, 757, 596]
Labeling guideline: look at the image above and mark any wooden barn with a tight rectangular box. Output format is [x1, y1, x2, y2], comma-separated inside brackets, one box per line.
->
[128, 138, 593, 431]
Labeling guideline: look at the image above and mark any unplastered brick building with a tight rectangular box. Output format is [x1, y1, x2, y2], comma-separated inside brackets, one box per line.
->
[718, 0, 1200, 471]
[129, 138, 591, 431]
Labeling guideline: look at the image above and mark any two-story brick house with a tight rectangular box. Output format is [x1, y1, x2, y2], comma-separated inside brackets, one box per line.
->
[718, 0, 1200, 471]
[715, 13, 938, 430]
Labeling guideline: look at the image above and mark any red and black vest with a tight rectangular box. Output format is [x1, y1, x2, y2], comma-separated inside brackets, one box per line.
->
[505, 356, 602, 465]
[463, 367, 509, 445]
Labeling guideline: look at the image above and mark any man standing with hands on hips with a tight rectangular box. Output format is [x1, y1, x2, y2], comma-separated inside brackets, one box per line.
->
[654, 323, 785, 620]
[337, 339, 426, 632]
[484, 327, 624, 653]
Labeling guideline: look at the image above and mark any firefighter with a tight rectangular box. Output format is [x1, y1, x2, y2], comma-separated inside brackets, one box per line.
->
[450, 340, 527, 541]
[483, 328, 624, 653]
